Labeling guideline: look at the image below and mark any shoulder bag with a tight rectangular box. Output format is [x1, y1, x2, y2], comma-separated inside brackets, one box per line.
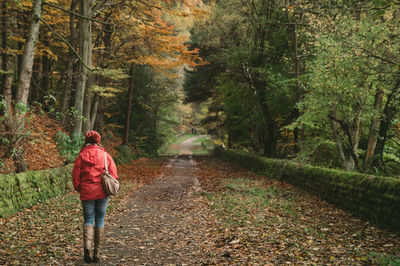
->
[101, 152, 120, 195]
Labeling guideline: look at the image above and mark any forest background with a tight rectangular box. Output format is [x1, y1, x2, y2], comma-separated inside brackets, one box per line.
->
[1, 0, 400, 177]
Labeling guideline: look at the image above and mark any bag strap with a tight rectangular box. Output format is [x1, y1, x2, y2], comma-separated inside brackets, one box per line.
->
[104, 152, 108, 172]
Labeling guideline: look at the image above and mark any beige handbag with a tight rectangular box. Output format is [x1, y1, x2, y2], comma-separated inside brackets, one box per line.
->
[101, 152, 119, 195]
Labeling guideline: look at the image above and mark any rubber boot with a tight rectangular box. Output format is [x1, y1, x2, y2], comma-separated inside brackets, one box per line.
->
[93, 227, 104, 263]
[83, 225, 94, 263]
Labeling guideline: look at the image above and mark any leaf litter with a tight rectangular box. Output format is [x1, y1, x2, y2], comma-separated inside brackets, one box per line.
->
[1, 157, 400, 265]
[0, 158, 165, 265]
[196, 159, 400, 265]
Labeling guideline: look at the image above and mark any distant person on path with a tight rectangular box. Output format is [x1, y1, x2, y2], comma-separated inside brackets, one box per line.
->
[72, 130, 118, 263]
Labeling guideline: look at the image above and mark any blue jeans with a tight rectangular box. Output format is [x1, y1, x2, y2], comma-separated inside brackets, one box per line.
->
[81, 197, 109, 228]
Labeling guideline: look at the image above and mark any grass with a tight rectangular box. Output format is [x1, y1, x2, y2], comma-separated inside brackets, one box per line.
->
[160, 148, 180, 156]
[202, 161, 400, 264]
[209, 178, 289, 226]
[158, 134, 214, 156]
[191, 135, 214, 155]
[157, 134, 195, 155]
[367, 252, 400, 266]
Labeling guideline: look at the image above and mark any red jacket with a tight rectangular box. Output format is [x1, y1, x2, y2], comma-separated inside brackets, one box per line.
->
[72, 144, 118, 201]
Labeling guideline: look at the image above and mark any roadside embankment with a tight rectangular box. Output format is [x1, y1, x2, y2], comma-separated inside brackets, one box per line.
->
[214, 147, 400, 232]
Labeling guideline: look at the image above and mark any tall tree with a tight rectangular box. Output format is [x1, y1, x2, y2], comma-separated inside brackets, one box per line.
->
[3, 0, 43, 172]
[71, 0, 90, 137]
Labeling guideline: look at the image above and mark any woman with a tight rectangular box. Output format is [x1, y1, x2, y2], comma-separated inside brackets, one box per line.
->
[72, 130, 118, 263]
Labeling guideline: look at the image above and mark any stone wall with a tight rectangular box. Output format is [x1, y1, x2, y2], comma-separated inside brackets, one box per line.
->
[0, 164, 73, 217]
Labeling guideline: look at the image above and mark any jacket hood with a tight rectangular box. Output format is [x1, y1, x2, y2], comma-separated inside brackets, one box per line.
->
[79, 145, 105, 165]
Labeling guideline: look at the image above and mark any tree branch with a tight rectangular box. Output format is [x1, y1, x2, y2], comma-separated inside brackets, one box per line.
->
[91, 0, 109, 16]
[359, 46, 399, 65]
[328, 113, 348, 131]
[43, 1, 113, 27]
[40, 18, 100, 72]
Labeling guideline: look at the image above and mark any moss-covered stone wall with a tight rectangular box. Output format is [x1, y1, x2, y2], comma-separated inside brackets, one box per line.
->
[0, 164, 73, 217]
[214, 147, 400, 232]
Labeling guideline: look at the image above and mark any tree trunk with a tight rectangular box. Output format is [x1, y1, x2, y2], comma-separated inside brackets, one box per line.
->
[329, 108, 354, 170]
[7, 0, 43, 172]
[90, 94, 99, 130]
[16, 0, 42, 106]
[252, 5, 278, 157]
[94, 97, 104, 134]
[3, 67, 13, 117]
[17, 21, 24, 84]
[72, 0, 90, 137]
[349, 105, 362, 171]
[40, 34, 50, 97]
[60, 0, 78, 126]
[256, 86, 277, 156]
[1, 0, 7, 95]
[82, 16, 93, 134]
[285, 0, 303, 153]
[154, 106, 159, 134]
[60, 54, 73, 122]
[29, 59, 40, 102]
[2, 70, 25, 172]
[122, 65, 135, 145]
[82, 88, 91, 134]
[292, 22, 304, 153]
[376, 77, 400, 163]
[364, 88, 383, 170]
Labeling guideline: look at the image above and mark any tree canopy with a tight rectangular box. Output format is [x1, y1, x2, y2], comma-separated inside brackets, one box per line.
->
[183, 0, 400, 174]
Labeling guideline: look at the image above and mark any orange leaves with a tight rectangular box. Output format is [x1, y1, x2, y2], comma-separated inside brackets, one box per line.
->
[118, 158, 166, 186]
[108, 0, 203, 69]
[0, 112, 66, 174]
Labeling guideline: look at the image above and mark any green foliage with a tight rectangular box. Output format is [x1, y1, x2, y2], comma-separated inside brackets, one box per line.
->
[139, 130, 163, 156]
[14, 102, 29, 116]
[294, 140, 342, 169]
[186, 0, 400, 170]
[114, 145, 139, 165]
[367, 252, 400, 266]
[184, 0, 300, 154]
[193, 135, 214, 155]
[198, 135, 214, 149]
[92, 68, 129, 80]
[107, 65, 181, 154]
[55, 131, 84, 163]
[90, 85, 122, 98]
[292, 4, 400, 171]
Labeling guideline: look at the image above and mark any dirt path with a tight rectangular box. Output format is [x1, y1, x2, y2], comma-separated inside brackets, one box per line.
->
[167, 135, 207, 155]
[64, 156, 400, 265]
[98, 156, 217, 265]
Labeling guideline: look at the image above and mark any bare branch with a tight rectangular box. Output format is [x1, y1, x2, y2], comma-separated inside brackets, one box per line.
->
[43, 1, 112, 26]
[40, 18, 101, 72]
[91, 0, 109, 16]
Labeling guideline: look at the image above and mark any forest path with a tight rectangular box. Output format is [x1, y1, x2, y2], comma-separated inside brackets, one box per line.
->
[163, 135, 210, 156]
[65, 156, 400, 265]
[97, 156, 216, 265]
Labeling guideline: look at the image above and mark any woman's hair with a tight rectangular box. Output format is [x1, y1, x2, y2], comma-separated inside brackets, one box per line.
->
[85, 130, 101, 144]
[85, 136, 98, 145]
